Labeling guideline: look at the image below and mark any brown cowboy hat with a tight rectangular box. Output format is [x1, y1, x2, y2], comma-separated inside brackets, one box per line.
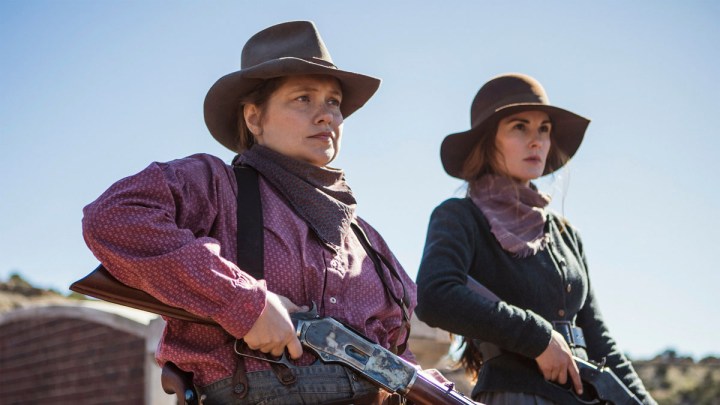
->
[441, 73, 590, 179]
[204, 21, 381, 152]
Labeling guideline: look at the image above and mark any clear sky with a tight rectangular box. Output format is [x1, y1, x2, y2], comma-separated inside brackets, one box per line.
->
[1, 1, 718, 360]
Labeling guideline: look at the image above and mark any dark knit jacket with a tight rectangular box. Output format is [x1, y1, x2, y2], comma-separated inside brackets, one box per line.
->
[415, 198, 655, 404]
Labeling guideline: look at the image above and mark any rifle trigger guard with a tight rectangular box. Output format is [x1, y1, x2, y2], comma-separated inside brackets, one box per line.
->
[232, 339, 295, 369]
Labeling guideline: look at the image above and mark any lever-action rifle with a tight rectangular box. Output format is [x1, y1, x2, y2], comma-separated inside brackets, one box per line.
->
[292, 303, 476, 404]
[71, 265, 478, 405]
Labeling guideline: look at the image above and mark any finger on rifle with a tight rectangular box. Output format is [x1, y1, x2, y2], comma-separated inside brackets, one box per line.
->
[555, 366, 567, 385]
[269, 345, 284, 358]
[569, 360, 583, 395]
[540, 366, 552, 381]
[277, 294, 308, 313]
[287, 337, 303, 360]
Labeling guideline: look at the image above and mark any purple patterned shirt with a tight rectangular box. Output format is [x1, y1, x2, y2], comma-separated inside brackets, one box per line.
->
[82, 153, 417, 385]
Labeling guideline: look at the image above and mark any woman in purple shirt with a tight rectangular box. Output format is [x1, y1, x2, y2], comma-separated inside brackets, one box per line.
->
[82, 21, 416, 404]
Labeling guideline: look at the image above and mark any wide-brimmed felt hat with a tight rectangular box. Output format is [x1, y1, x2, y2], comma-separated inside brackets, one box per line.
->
[441, 73, 590, 179]
[204, 21, 381, 152]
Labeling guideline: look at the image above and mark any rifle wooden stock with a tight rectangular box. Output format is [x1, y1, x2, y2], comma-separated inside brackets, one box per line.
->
[71, 266, 480, 404]
[70, 265, 214, 325]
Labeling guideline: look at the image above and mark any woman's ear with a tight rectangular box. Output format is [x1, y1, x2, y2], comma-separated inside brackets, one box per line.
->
[243, 104, 262, 137]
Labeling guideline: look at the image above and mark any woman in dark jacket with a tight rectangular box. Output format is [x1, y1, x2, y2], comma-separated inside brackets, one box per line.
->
[415, 73, 656, 404]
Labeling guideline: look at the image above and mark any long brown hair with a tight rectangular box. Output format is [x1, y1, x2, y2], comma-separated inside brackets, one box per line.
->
[235, 77, 287, 152]
[455, 337, 484, 380]
[458, 121, 501, 183]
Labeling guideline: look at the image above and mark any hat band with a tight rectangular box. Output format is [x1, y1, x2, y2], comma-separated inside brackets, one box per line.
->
[309, 57, 337, 68]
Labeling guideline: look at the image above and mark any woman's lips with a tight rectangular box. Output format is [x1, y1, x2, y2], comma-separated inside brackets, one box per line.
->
[310, 131, 332, 139]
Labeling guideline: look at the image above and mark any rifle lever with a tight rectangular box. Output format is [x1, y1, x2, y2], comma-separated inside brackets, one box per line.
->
[233, 339, 296, 369]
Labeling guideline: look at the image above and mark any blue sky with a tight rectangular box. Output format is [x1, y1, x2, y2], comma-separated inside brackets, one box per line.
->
[1, 1, 718, 360]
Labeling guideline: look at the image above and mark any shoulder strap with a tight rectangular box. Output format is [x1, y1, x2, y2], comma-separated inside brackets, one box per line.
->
[233, 163, 298, 387]
[232, 162, 410, 354]
[233, 164, 264, 280]
[351, 222, 411, 355]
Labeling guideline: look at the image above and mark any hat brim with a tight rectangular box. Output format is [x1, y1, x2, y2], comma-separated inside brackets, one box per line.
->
[204, 58, 381, 152]
[441, 103, 590, 179]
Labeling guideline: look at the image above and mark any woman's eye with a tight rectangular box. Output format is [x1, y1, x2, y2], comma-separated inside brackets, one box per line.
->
[513, 123, 526, 131]
[328, 98, 341, 107]
[540, 125, 551, 133]
[296, 95, 310, 102]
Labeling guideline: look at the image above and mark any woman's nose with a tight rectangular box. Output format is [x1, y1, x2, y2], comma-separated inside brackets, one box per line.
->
[529, 129, 545, 147]
[529, 134, 541, 147]
[315, 103, 340, 126]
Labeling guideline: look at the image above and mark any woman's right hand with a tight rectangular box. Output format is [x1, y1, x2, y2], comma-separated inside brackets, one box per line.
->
[243, 292, 308, 360]
[535, 330, 583, 395]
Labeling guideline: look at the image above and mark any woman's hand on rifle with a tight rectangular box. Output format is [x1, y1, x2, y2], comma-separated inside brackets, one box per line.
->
[535, 330, 583, 395]
[243, 292, 308, 359]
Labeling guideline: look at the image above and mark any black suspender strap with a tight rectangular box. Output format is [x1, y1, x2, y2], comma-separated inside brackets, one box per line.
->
[233, 164, 298, 390]
[351, 222, 412, 355]
[232, 161, 410, 355]
[233, 164, 264, 280]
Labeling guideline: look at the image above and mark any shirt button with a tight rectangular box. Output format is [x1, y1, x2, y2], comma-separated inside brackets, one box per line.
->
[558, 309, 565, 317]
[329, 297, 337, 304]
[566, 284, 572, 293]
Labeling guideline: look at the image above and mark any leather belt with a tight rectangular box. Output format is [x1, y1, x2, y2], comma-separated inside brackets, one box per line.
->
[476, 322, 587, 362]
[551, 321, 586, 349]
